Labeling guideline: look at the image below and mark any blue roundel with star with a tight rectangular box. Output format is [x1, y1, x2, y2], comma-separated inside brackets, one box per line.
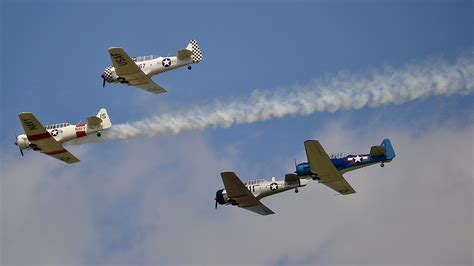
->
[162, 58, 171, 67]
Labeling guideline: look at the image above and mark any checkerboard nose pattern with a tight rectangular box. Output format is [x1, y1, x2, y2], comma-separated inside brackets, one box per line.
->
[189, 39, 203, 63]
[103, 67, 115, 82]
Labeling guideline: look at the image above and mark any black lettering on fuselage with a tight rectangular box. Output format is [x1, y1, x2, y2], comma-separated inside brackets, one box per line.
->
[22, 119, 37, 131]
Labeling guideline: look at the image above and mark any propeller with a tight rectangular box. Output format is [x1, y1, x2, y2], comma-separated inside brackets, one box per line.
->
[101, 73, 106, 88]
[294, 158, 297, 173]
[215, 198, 218, 209]
[14, 136, 24, 157]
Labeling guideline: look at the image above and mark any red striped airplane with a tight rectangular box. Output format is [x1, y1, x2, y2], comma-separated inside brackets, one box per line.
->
[15, 108, 111, 164]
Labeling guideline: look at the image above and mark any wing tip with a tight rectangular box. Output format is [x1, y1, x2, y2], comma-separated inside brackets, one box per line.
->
[18, 112, 33, 116]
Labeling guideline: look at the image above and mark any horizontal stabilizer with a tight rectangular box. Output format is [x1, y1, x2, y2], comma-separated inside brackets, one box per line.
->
[177, 48, 193, 60]
[284, 173, 299, 184]
[86, 116, 102, 127]
[370, 145, 386, 156]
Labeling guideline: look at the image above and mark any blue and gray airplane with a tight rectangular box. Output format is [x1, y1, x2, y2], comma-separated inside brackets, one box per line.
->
[215, 139, 396, 215]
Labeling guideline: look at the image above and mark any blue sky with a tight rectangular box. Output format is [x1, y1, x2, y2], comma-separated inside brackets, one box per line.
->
[1, 1, 473, 265]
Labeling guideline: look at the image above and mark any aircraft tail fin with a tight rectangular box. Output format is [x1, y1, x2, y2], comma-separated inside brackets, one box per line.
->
[186, 39, 203, 63]
[380, 138, 396, 161]
[96, 108, 112, 129]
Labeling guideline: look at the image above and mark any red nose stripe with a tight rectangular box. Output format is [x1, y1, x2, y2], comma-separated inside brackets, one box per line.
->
[44, 149, 68, 155]
[27, 132, 52, 141]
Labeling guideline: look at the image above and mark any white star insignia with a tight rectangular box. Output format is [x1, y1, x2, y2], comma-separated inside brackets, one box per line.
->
[162, 58, 171, 67]
[270, 183, 278, 191]
[354, 155, 362, 163]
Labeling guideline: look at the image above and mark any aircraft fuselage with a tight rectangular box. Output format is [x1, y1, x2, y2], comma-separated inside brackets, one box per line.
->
[216, 178, 309, 206]
[296, 152, 389, 178]
[15, 123, 101, 151]
[102, 55, 194, 84]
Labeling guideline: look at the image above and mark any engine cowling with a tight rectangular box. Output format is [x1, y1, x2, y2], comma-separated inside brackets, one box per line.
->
[296, 162, 311, 176]
[15, 135, 30, 150]
[215, 189, 229, 205]
[101, 66, 119, 83]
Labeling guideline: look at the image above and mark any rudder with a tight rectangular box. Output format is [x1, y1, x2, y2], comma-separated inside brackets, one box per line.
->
[96, 108, 112, 129]
[186, 39, 203, 63]
[380, 138, 396, 161]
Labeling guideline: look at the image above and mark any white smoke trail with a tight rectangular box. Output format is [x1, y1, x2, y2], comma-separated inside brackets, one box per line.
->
[74, 52, 474, 144]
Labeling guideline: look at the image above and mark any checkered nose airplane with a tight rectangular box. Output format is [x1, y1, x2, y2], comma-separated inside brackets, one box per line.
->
[101, 39, 203, 94]
[215, 139, 395, 215]
[15, 108, 112, 164]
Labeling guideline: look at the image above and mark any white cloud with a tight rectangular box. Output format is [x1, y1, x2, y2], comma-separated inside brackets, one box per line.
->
[1, 122, 472, 265]
[1, 151, 100, 265]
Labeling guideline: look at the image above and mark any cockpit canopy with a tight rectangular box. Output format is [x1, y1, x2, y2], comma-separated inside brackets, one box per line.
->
[45, 123, 70, 130]
[244, 179, 267, 185]
[328, 152, 349, 159]
[132, 55, 159, 62]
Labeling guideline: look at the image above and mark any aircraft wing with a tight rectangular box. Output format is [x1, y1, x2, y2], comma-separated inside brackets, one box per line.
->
[304, 140, 356, 195]
[107, 47, 167, 94]
[18, 112, 80, 164]
[220, 172, 275, 216]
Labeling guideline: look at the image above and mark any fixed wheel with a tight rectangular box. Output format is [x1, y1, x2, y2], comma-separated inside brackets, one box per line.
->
[97, 132, 101, 137]
[380, 162, 385, 167]
[187, 65, 192, 70]
[295, 189, 299, 193]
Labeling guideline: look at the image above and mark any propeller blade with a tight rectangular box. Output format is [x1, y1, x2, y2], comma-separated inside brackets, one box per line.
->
[102, 77, 106, 88]
[14, 136, 24, 157]
[215, 198, 218, 210]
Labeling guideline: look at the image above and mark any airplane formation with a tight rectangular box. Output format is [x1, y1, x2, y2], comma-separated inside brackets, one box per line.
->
[15, 39, 396, 215]
[215, 139, 396, 215]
